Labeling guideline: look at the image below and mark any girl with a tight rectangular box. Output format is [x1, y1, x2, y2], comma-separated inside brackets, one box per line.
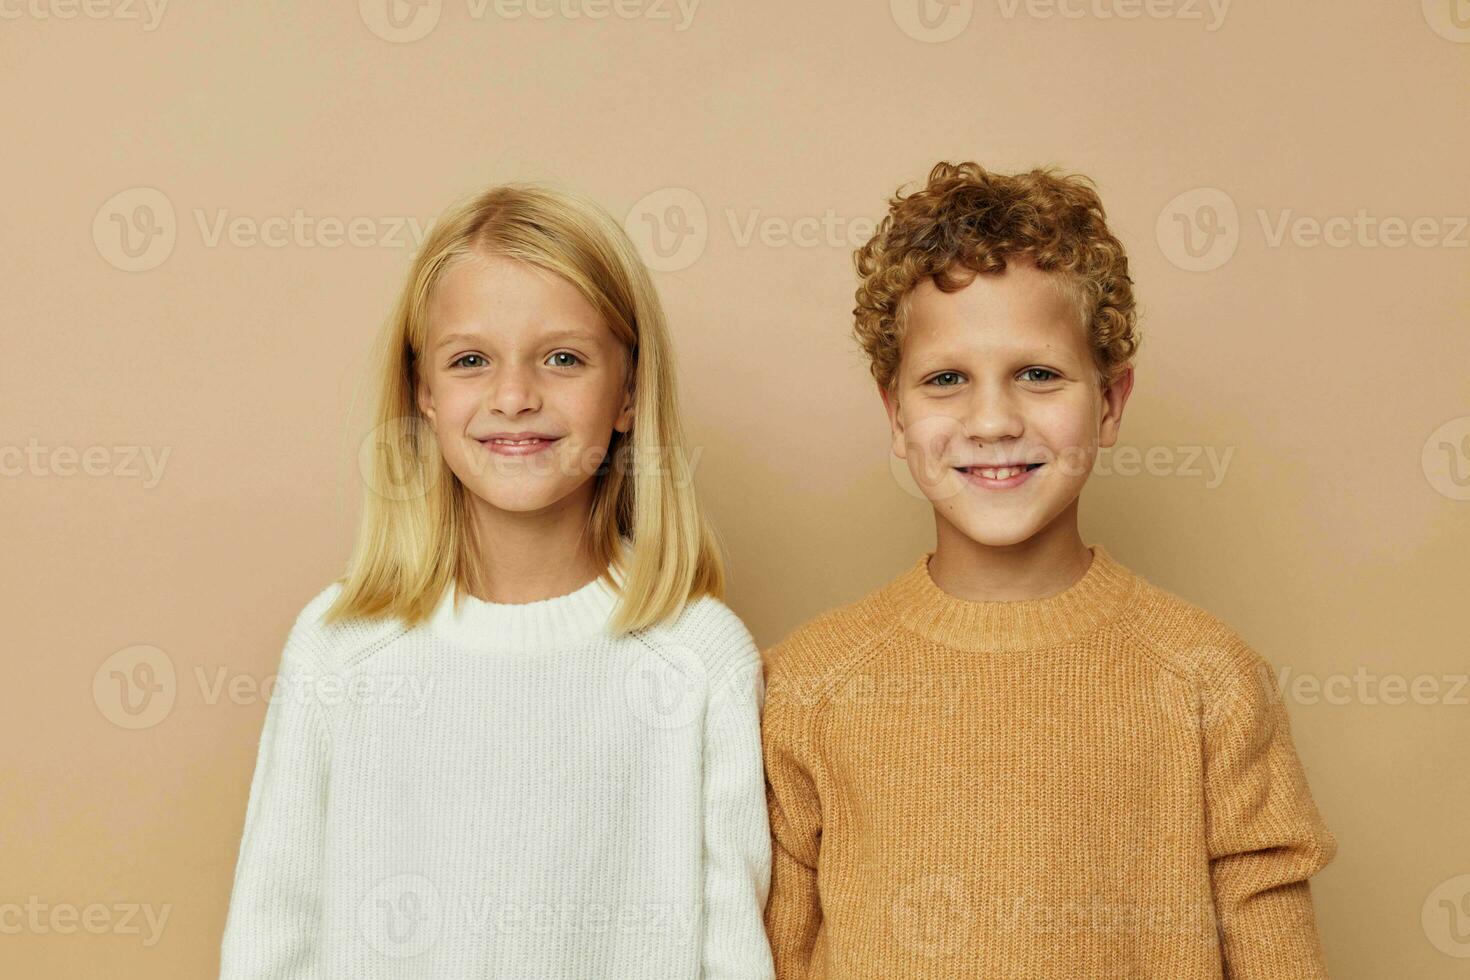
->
[218, 184, 775, 978]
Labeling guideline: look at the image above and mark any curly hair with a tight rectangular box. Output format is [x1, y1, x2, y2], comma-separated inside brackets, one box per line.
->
[853, 161, 1139, 392]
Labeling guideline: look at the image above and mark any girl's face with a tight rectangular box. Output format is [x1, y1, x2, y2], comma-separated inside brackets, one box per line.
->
[415, 252, 634, 520]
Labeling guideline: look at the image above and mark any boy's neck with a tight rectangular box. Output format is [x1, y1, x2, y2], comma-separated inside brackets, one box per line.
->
[927, 513, 1094, 603]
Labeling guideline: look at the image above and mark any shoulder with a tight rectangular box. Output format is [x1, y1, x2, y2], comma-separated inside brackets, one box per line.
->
[281, 580, 410, 671]
[1116, 571, 1272, 689]
[661, 592, 755, 644]
[295, 580, 346, 629]
[648, 592, 759, 675]
[761, 583, 894, 702]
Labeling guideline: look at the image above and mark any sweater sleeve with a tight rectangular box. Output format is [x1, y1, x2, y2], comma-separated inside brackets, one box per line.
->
[219, 608, 333, 980]
[760, 650, 824, 979]
[700, 620, 776, 980]
[1201, 638, 1336, 979]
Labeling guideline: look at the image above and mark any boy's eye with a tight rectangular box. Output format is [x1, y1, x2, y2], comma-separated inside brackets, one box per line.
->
[1020, 367, 1058, 383]
[926, 371, 964, 387]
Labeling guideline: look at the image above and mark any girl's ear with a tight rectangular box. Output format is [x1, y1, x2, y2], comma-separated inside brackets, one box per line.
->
[613, 385, 635, 434]
[612, 347, 636, 434]
[416, 373, 436, 425]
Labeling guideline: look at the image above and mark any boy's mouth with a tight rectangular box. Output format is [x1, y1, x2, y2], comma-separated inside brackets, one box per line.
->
[957, 462, 1045, 480]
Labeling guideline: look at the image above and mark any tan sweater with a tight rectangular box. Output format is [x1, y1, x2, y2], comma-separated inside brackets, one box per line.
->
[761, 543, 1336, 979]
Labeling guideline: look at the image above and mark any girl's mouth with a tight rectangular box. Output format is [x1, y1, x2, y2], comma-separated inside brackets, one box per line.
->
[480, 436, 561, 457]
[956, 462, 1043, 489]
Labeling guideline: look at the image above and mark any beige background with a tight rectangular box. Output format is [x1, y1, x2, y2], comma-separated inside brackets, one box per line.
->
[3, 1, 1468, 976]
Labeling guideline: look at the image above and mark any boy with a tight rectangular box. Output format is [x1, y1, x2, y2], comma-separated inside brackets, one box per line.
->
[760, 161, 1336, 978]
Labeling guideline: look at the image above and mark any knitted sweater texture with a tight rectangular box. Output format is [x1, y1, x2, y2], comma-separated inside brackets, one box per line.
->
[761, 543, 1336, 979]
[220, 563, 775, 979]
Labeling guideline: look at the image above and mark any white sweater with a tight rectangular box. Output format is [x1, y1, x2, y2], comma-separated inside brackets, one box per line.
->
[218, 564, 775, 979]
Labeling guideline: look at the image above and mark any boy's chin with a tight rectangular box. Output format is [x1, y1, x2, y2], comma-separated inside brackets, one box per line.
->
[941, 509, 1061, 549]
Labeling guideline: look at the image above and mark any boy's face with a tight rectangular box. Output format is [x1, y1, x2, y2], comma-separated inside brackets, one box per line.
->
[880, 255, 1132, 548]
[415, 252, 635, 520]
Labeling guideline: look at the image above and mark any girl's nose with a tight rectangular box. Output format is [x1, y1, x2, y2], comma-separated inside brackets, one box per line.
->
[487, 362, 543, 417]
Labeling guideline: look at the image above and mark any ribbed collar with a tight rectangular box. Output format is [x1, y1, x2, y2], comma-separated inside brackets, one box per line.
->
[427, 560, 625, 655]
[876, 542, 1139, 653]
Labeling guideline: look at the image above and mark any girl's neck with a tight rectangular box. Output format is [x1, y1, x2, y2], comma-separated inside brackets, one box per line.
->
[465, 496, 606, 605]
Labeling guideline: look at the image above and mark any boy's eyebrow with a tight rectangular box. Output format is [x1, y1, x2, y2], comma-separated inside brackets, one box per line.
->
[909, 343, 1075, 366]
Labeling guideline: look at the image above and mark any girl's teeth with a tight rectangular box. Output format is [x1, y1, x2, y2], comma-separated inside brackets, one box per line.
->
[978, 466, 1021, 479]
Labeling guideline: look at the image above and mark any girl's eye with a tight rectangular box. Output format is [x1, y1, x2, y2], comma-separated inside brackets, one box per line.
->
[1020, 367, 1059, 383]
[926, 371, 964, 387]
[449, 352, 585, 369]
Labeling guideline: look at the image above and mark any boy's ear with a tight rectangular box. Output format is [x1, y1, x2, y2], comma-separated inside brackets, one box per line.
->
[878, 381, 908, 460]
[1097, 364, 1135, 449]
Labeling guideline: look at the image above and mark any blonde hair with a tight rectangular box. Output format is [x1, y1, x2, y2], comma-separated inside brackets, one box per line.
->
[323, 182, 727, 635]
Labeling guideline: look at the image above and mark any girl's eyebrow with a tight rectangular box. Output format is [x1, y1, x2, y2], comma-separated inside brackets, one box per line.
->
[539, 328, 601, 345]
[433, 330, 483, 351]
[433, 327, 600, 352]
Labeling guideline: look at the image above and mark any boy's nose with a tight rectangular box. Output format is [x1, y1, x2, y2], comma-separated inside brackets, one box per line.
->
[963, 385, 1025, 442]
